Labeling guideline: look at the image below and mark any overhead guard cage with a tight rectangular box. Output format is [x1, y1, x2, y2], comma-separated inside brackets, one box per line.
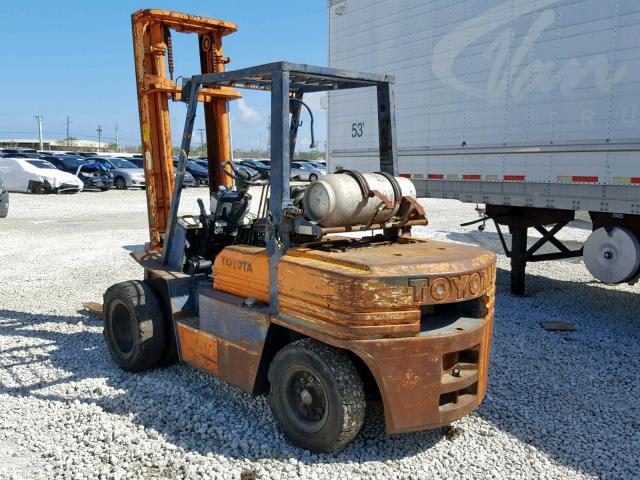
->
[169, 61, 399, 313]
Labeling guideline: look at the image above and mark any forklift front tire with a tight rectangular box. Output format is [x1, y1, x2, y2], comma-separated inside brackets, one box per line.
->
[103, 280, 166, 372]
[268, 338, 366, 452]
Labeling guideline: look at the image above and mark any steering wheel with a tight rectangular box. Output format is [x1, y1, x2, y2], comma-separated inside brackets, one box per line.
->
[221, 160, 263, 185]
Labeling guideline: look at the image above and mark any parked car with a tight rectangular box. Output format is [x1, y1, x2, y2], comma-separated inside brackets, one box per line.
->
[172, 158, 208, 185]
[304, 160, 326, 170]
[1, 152, 40, 158]
[0, 157, 83, 193]
[177, 170, 197, 187]
[290, 161, 326, 181]
[86, 157, 145, 190]
[0, 148, 39, 155]
[46, 156, 113, 191]
[232, 162, 260, 179]
[129, 157, 197, 187]
[76, 159, 114, 191]
[77, 152, 99, 158]
[197, 160, 258, 181]
[0, 169, 8, 217]
[237, 159, 270, 179]
[44, 155, 88, 174]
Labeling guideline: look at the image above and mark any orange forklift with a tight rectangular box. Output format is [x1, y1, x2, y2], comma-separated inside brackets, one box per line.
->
[101, 10, 497, 452]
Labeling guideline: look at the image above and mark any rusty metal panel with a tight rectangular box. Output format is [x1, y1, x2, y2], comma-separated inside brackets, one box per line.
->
[348, 311, 493, 433]
[213, 240, 495, 340]
[199, 289, 270, 345]
[272, 285, 495, 434]
[199, 31, 234, 192]
[178, 322, 219, 374]
[131, 17, 174, 249]
[132, 9, 237, 35]
[130, 10, 239, 250]
[213, 246, 271, 303]
[177, 289, 270, 393]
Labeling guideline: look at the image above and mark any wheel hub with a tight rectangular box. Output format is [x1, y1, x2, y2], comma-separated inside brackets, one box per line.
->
[584, 226, 640, 283]
[300, 389, 313, 405]
[286, 369, 327, 427]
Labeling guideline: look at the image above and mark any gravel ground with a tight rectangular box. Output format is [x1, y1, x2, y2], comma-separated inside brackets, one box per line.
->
[0, 189, 638, 480]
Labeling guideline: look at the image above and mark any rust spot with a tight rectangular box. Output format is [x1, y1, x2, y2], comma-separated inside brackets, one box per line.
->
[403, 369, 421, 387]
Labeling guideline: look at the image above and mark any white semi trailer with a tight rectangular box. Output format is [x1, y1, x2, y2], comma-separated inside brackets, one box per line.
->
[327, 0, 640, 294]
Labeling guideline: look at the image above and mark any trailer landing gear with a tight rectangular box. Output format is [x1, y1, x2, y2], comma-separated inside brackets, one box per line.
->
[486, 206, 584, 295]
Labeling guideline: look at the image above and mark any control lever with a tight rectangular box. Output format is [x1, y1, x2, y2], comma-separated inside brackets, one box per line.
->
[197, 198, 207, 218]
[197, 198, 212, 230]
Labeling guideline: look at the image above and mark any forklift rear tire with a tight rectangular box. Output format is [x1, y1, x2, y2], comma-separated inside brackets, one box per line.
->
[268, 338, 366, 452]
[103, 280, 166, 372]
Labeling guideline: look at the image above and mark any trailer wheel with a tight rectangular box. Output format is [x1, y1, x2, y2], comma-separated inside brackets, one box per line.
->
[268, 338, 365, 452]
[103, 280, 166, 372]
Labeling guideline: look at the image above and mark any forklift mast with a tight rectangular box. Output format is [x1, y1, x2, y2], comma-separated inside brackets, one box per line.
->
[131, 9, 241, 250]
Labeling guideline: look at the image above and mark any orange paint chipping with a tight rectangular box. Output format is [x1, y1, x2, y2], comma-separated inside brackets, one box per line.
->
[214, 240, 496, 340]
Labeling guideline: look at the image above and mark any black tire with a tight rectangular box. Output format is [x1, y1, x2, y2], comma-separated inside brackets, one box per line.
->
[308, 173, 318, 182]
[114, 176, 127, 190]
[103, 280, 166, 372]
[268, 338, 365, 452]
[99, 186, 110, 191]
[28, 181, 46, 194]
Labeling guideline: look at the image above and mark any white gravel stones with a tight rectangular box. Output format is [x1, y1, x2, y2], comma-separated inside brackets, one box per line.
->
[0, 190, 638, 479]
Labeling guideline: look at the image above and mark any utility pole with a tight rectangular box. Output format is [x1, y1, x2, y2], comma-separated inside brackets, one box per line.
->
[115, 122, 119, 152]
[197, 128, 205, 155]
[34, 115, 43, 150]
[66, 116, 71, 148]
[97, 125, 103, 151]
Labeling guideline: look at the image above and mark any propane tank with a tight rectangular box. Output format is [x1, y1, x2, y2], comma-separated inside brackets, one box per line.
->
[302, 172, 416, 228]
[584, 226, 640, 283]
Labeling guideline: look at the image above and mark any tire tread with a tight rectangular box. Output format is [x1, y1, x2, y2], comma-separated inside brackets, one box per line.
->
[269, 338, 365, 452]
[103, 280, 165, 372]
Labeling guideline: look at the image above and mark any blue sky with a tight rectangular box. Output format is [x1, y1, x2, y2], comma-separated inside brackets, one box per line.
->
[0, 1, 327, 151]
